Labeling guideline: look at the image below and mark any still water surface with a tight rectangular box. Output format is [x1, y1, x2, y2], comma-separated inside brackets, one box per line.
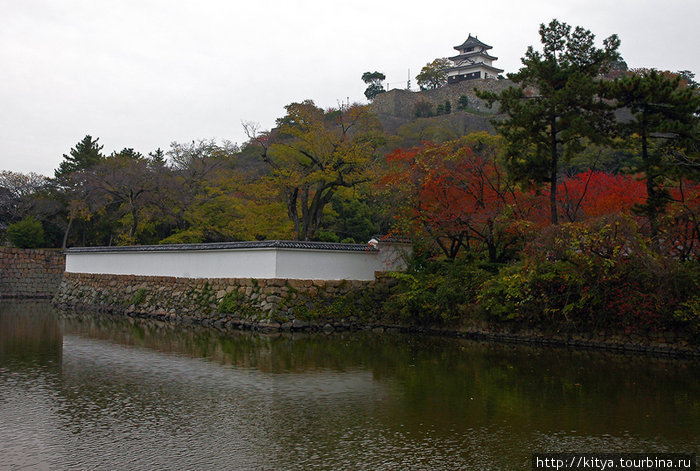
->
[0, 301, 698, 470]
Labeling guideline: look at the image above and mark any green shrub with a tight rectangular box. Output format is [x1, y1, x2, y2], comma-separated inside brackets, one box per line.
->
[289, 303, 316, 321]
[131, 288, 148, 306]
[674, 295, 700, 334]
[385, 257, 492, 324]
[159, 230, 204, 245]
[219, 290, 245, 313]
[478, 260, 584, 325]
[7, 217, 45, 248]
[414, 101, 434, 118]
[315, 231, 339, 243]
[457, 95, 469, 110]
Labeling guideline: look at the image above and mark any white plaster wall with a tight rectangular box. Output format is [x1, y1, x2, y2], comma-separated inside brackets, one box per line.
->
[65, 249, 279, 279]
[65, 247, 395, 280]
[275, 250, 380, 281]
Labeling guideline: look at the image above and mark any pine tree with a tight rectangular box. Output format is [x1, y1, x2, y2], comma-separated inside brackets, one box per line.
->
[606, 70, 700, 234]
[477, 19, 620, 224]
[54, 135, 104, 178]
[362, 71, 386, 101]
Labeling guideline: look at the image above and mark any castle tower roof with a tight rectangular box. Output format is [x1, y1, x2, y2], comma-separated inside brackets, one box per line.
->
[453, 34, 493, 51]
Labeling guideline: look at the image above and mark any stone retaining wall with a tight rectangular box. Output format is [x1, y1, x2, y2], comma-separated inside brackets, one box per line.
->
[53, 272, 698, 357]
[371, 79, 513, 119]
[53, 272, 395, 332]
[0, 248, 65, 298]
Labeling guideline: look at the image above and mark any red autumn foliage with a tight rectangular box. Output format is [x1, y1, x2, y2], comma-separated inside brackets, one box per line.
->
[382, 135, 536, 261]
[558, 170, 646, 222]
[383, 136, 699, 264]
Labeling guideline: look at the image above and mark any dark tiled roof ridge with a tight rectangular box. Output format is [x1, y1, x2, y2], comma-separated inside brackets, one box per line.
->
[65, 240, 379, 253]
[454, 34, 492, 51]
[370, 234, 412, 244]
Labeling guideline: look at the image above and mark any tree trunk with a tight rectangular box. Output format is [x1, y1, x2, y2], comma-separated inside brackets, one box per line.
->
[640, 116, 659, 238]
[286, 188, 300, 239]
[62, 214, 74, 249]
[130, 204, 138, 239]
[550, 117, 559, 225]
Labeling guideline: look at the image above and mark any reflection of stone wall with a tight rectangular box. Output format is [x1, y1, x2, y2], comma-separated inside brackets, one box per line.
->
[0, 300, 62, 363]
[0, 248, 65, 298]
[54, 272, 395, 332]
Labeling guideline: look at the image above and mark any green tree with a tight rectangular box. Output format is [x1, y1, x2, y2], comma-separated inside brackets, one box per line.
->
[416, 58, 451, 90]
[362, 71, 386, 101]
[244, 101, 383, 240]
[477, 19, 620, 224]
[414, 101, 434, 118]
[7, 217, 45, 248]
[54, 135, 104, 178]
[606, 69, 700, 234]
[86, 150, 157, 244]
[676, 70, 697, 87]
[165, 139, 238, 234]
[319, 194, 382, 243]
[111, 147, 143, 160]
[53, 135, 105, 247]
[148, 148, 167, 167]
[0, 171, 48, 225]
[457, 95, 469, 110]
[160, 172, 293, 244]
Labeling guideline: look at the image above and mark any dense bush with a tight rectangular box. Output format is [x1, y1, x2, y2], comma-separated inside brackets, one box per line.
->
[159, 230, 205, 245]
[7, 217, 45, 248]
[385, 254, 492, 324]
[478, 215, 700, 334]
[315, 231, 339, 243]
[413, 101, 434, 118]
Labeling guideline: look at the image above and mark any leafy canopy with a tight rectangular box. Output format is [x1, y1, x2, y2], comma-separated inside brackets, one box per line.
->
[416, 58, 451, 90]
[7, 217, 45, 248]
[245, 100, 384, 240]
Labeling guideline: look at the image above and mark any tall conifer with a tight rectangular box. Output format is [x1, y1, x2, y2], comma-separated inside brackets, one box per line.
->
[54, 135, 104, 178]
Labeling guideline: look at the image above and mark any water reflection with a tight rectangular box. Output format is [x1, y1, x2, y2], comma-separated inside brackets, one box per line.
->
[0, 301, 62, 366]
[1, 302, 698, 470]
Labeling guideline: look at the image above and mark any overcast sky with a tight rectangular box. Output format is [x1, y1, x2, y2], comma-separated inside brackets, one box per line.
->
[1, 0, 698, 176]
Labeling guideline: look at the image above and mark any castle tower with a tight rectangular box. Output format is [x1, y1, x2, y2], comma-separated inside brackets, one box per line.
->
[446, 34, 504, 83]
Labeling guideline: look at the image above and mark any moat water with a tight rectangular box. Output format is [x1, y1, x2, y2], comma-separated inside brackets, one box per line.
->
[1, 301, 698, 470]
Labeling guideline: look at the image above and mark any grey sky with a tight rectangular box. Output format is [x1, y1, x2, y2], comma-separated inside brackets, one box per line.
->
[1, 0, 698, 176]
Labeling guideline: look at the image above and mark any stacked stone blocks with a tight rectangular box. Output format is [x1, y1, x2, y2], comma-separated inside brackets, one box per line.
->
[0, 248, 65, 298]
[53, 272, 395, 332]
